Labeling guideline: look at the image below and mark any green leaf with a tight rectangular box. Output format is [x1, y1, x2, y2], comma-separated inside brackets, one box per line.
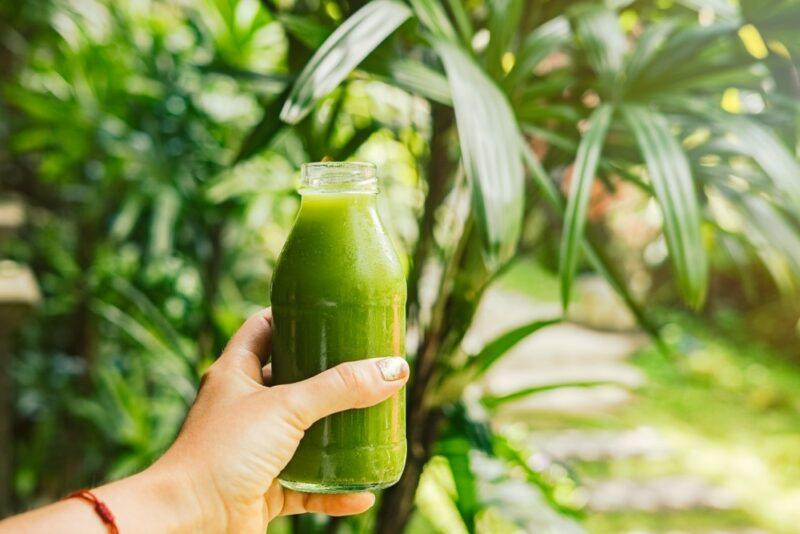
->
[439, 437, 479, 532]
[622, 104, 708, 308]
[570, 4, 626, 91]
[149, 188, 179, 257]
[277, 14, 333, 49]
[435, 40, 525, 263]
[624, 19, 678, 88]
[444, 0, 474, 45]
[109, 277, 193, 371]
[483, 380, 614, 409]
[743, 196, 800, 276]
[234, 86, 291, 163]
[560, 104, 614, 309]
[633, 21, 739, 91]
[718, 187, 800, 292]
[520, 135, 666, 345]
[408, 0, 458, 40]
[677, 0, 739, 19]
[507, 16, 570, 86]
[724, 116, 800, 217]
[110, 195, 143, 241]
[280, 0, 412, 124]
[517, 103, 582, 124]
[332, 121, 380, 160]
[387, 58, 452, 105]
[484, 0, 524, 78]
[492, 434, 583, 518]
[470, 318, 560, 376]
[92, 302, 196, 402]
[432, 317, 560, 406]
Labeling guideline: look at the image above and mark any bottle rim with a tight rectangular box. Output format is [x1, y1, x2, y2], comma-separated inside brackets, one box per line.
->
[300, 161, 377, 194]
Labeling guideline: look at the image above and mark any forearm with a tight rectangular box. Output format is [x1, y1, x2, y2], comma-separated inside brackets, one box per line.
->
[0, 464, 219, 534]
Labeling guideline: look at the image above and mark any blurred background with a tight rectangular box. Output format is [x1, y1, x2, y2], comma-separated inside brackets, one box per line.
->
[1, 0, 799, 532]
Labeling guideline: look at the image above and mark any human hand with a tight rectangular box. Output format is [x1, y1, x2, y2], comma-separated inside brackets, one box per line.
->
[146, 307, 409, 533]
[0, 308, 408, 534]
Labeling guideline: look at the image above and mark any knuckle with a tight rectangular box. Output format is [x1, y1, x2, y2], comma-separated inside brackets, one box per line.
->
[271, 385, 312, 430]
[334, 363, 369, 405]
[199, 363, 224, 390]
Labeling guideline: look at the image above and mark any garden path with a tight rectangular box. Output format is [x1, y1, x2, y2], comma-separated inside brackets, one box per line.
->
[466, 281, 764, 534]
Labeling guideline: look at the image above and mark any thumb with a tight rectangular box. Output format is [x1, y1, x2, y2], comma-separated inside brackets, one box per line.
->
[278, 357, 409, 429]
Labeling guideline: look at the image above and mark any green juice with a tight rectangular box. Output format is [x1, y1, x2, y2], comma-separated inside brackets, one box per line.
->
[270, 162, 407, 493]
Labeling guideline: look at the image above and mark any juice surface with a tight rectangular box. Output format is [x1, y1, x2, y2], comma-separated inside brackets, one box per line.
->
[270, 192, 407, 492]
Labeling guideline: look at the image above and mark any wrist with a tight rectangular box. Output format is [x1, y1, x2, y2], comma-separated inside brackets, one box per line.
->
[94, 461, 226, 534]
[142, 461, 227, 534]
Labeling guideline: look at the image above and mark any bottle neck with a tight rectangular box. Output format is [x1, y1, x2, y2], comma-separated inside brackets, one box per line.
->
[300, 162, 378, 194]
[298, 191, 378, 217]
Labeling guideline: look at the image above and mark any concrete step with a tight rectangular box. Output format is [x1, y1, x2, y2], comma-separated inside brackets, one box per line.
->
[585, 475, 737, 513]
[529, 427, 671, 463]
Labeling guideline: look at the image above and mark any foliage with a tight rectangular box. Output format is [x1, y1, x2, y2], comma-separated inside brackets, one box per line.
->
[2, 0, 800, 532]
[248, 0, 800, 530]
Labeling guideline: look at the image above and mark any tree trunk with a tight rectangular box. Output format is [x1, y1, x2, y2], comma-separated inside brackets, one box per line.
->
[405, 106, 454, 327]
[376, 107, 456, 534]
[375, 407, 442, 534]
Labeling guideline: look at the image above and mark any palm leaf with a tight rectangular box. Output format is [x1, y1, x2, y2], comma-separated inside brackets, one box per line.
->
[444, 0, 473, 45]
[520, 135, 665, 345]
[408, 0, 458, 40]
[632, 21, 739, 92]
[470, 318, 560, 376]
[559, 103, 614, 308]
[277, 14, 332, 49]
[570, 4, 625, 94]
[677, 0, 739, 20]
[723, 116, 800, 217]
[387, 58, 452, 105]
[438, 436, 479, 532]
[483, 380, 614, 409]
[506, 16, 570, 86]
[622, 104, 708, 308]
[280, 0, 412, 124]
[624, 19, 678, 88]
[435, 40, 525, 264]
[484, 0, 524, 78]
[234, 86, 291, 163]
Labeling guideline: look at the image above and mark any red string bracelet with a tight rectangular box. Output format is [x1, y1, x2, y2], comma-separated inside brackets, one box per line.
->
[65, 489, 120, 534]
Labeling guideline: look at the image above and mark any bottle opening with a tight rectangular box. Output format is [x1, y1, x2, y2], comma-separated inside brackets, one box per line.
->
[300, 161, 378, 194]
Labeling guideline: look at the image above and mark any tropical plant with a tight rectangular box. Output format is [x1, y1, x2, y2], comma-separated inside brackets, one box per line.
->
[3, 0, 800, 531]
[1, 0, 424, 511]
[228, 0, 800, 531]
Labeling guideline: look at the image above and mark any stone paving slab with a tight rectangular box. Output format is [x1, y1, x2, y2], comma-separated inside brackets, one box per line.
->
[470, 288, 647, 415]
[467, 281, 751, 531]
[484, 362, 645, 394]
[529, 427, 672, 462]
[585, 476, 738, 512]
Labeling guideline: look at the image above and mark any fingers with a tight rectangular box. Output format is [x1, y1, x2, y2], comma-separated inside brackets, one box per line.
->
[280, 490, 375, 517]
[278, 357, 408, 429]
[217, 308, 273, 382]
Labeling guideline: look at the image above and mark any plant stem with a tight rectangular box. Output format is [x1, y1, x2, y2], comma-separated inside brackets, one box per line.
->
[376, 106, 454, 534]
[405, 105, 454, 329]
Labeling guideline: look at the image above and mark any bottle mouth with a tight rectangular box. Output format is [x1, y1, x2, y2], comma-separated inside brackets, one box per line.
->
[300, 161, 378, 194]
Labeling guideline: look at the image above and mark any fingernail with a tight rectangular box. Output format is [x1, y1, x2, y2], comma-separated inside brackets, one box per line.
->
[377, 357, 408, 381]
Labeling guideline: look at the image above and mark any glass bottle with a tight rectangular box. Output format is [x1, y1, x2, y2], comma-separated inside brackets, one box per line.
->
[270, 162, 407, 492]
